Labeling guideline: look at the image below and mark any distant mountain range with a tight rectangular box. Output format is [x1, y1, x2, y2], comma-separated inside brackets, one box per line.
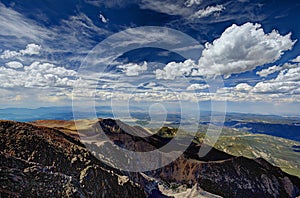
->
[2, 106, 299, 142]
[224, 120, 300, 142]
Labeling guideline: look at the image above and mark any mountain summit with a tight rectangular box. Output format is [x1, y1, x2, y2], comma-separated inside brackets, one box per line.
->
[1, 119, 300, 197]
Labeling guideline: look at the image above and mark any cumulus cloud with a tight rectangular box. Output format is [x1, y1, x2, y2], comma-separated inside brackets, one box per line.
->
[184, 0, 202, 7]
[155, 59, 195, 80]
[253, 81, 297, 94]
[213, 64, 300, 103]
[196, 23, 296, 77]
[0, 43, 41, 59]
[214, 83, 277, 102]
[210, 61, 300, 103]
[252, 63, 300, 94]
[5, 61, 23, 69]
[0, 50, 19, 59]
[291, 55, 300, 63]
[187, 83, 209, 90]
[156, 23, 296, 80]
[275, 66, 300, 82]
[118, 61, 147, 76]
[235, 83, 252, 92]
[0, 62, 77, 88]
[20, 43, 41, 55]
[193, 5, 225, 18]
[256, 65, 282, 77]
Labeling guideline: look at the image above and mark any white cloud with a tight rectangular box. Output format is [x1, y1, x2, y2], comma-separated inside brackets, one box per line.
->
[196, 23, 296, 78]
[214, 84, 272, 102]
[20, 43, 41, 55]
[118, 61, 147, 76]
[253, 81, 297, 94]
[291, 55, 300, 63]
[99, 13, 108, 23]
[5, 61, 23, 69]
[256, 65, 282, 77]
[13, 95, 23, 101]
[0, 43, 41, 59]
[209, 61, 300, 103]
[113, 26, 181, 48]
[193, 5, 225, 18]
[84, 0, 135, 8]
[0, 3, 111, 67]
[62, 13, 109, 37]
[235, 83, 252, 92]
[280, 67, 300, 81]
[0, 3, 50, 41]
[280, 62, 299, 70]
[0, 50, 19, 59]
[155, 59, 195, 80]
[156, 23, 295, 79]
[252, 63, 300, 94]
[213, 64, 300, 102]
[139, 0, 190, 16]
[187, 83, 209, 90]
[184, 0, 202, 7]
[0, 61, 77, 88]
[138, 82, 159, 89]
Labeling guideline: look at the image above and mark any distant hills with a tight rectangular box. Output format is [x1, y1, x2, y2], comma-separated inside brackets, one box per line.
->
[198, 127, 300, 178]
[0, 106, 300, 143]
[224, 120, 300, 142]
[1, 106, 299, 141]
[0, 106, 75, 122]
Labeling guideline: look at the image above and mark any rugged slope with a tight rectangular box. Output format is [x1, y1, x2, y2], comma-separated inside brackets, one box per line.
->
[208, 131, 300, 178]
[151, 146, 300, 198]
[2, 119, 300, 197]
[95, 119, 300, 197]
[35, 118, 300, 197]
[0, 120, 146, 197]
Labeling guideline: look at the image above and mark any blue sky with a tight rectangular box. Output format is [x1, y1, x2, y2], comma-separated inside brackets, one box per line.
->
[0, 0, 300, 115]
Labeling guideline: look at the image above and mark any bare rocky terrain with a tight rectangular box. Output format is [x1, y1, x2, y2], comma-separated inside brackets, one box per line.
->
[1, 119, 300, 197]
[0, 120, 145, 197]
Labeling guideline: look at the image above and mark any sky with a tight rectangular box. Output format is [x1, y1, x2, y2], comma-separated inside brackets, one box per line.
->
[0, 0, 300, 115]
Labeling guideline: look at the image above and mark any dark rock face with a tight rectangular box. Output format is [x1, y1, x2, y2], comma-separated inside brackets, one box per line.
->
[151, 155, 300, 198]
[195, 157, 300, 198]
[0, 153, 86, 197]
[1, 119, 300, 198]
[0, 120, 146, 197]
[96, 119, 300, 198]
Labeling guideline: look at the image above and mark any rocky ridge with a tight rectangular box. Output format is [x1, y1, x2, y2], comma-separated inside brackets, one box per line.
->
[1, 119, 300, 197]
[0, 120, 145, 197]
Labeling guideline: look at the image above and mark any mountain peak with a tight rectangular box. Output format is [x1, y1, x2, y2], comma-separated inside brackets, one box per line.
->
[1, 119, 300, 197]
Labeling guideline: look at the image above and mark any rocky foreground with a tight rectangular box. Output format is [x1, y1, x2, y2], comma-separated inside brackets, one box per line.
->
[0, 119, 300, 197]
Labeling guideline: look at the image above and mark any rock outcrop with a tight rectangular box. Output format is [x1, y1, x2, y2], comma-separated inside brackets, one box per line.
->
[0, 120, 146, 197]
[95, 119, 300, 198]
